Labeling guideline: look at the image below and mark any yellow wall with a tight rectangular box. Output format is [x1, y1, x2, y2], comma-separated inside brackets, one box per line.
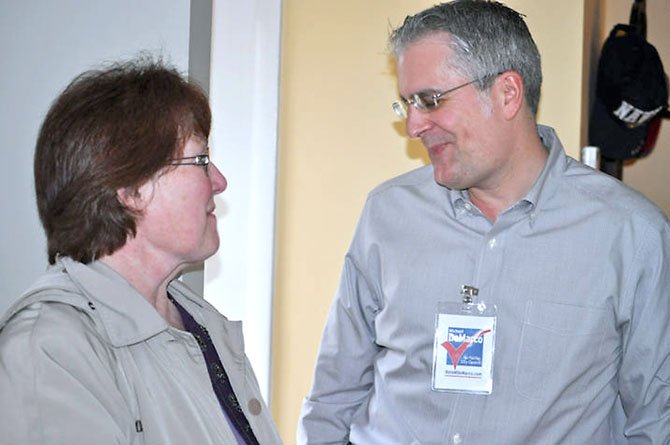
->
[272, 1, 587, 441]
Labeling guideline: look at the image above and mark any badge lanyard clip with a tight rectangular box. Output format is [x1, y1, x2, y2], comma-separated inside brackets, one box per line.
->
[461, 284, 478, 305]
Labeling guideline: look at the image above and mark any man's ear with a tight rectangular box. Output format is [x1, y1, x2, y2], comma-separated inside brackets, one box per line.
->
[495, 71, 525, 121]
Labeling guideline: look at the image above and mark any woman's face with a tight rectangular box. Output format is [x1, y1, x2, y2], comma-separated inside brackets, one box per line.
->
[130, 135, 227, 269]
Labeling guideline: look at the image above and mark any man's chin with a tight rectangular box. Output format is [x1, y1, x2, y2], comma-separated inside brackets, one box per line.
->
[433, 169, 456, 189]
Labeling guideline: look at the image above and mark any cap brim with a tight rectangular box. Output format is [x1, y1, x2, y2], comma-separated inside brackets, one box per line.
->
[639, 115, 663, 157]
[589, 98, 648, 160]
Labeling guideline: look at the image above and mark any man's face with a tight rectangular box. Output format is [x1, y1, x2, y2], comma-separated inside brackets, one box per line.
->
[397, 34, 509, 192]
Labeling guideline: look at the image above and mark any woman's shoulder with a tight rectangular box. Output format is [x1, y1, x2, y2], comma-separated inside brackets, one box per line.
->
[0, 266, 111, 367]
[1, 265, 91, 330]
[0, 293, 133, 444]
[0, 297, 108, 362]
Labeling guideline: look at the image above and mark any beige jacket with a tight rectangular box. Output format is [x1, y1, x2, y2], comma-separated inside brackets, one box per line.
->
[0, 257, 282, 444]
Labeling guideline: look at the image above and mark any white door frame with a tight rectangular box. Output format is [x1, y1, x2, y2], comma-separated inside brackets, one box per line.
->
[205, 0, 282, 404]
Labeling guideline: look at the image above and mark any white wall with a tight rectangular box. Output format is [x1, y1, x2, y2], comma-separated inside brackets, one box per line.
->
[0, 0, 191, 315]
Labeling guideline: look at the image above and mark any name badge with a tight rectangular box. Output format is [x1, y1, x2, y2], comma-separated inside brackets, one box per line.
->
[432, 286, 497, 395]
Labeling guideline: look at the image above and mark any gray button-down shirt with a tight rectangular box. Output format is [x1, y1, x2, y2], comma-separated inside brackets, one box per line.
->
[299, 126, 670, 444]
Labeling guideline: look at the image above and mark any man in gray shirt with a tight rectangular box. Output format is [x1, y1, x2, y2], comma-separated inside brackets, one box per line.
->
[298, 1, 670, 444]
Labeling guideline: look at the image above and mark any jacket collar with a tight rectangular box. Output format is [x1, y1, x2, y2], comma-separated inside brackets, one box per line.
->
[59, 256, 169, 347]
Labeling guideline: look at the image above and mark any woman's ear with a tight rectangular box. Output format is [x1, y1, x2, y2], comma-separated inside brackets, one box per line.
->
[117, 186, 146, 212]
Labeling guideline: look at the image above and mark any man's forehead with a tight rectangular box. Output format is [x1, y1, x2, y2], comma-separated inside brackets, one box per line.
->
[396, 35, 459, 93]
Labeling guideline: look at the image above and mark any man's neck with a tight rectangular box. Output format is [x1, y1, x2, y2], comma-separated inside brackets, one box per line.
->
[469, 130, 548, 222]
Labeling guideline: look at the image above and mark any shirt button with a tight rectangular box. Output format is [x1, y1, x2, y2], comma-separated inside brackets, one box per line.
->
[488, 238, 497, 249]
[452, 433, 463, 444]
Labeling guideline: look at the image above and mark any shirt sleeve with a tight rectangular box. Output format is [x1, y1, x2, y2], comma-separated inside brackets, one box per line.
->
[297, 254, 382, 445]
[0, 302, 134, 445]
[617, 221, 670, 442]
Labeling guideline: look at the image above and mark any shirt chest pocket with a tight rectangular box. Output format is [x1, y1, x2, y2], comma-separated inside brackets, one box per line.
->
[514, 299, 613, 401]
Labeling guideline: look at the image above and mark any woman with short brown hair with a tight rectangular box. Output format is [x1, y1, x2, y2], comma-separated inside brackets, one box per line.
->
[0, 58, 282, 445]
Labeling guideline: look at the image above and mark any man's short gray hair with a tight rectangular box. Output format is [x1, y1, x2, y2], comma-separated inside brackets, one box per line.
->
[390, 0, 542, 116]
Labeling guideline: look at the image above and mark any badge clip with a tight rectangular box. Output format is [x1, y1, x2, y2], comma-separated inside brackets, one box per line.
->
[461, 285, 479, 309]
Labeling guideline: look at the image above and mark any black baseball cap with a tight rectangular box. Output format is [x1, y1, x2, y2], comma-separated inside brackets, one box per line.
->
[589, 24, 668, 160]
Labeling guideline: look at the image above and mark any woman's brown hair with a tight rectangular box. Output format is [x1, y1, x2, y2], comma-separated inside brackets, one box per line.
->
[34, 57, 211, 264]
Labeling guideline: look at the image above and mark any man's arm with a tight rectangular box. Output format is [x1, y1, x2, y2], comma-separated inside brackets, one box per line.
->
[617, 221, 670, 442]
[298, 255, 381, 444]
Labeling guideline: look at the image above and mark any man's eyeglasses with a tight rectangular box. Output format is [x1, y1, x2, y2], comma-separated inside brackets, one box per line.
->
[168, 153, 210, 171]
[392, 73, 499, 119]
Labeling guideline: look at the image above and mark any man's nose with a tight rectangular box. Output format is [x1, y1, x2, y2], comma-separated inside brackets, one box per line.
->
[405, 106, 432, 138]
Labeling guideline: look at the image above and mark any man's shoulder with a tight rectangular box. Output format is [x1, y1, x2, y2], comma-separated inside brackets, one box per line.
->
[368, 164, 435, 198]
[561, 158, 668, 228]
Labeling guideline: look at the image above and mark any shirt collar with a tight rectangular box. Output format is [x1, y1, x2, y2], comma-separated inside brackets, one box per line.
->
[448, 189, 476, 220]
[446, 124, 567, 223]
[522, 125, 566, 211]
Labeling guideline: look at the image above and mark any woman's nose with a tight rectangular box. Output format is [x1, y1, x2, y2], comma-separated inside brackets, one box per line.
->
[209, 162, 227, 194]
